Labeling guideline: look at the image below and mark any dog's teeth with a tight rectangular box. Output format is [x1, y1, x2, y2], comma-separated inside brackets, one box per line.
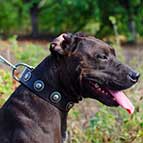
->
[94, 83, 99, 88]
[102, 90, 105, 94]
[98, 88, 101, 91]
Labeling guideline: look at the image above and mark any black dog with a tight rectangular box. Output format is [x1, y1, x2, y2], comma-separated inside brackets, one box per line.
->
[0, 33, 139, 143]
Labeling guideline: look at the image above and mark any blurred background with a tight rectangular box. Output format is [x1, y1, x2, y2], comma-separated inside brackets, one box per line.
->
[0, 0, 143, 143]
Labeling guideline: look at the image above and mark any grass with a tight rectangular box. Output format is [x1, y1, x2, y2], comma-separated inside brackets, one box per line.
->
[0, 38, 143, 143]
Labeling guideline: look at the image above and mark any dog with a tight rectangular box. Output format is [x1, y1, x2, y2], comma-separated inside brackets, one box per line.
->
[0, 33, 139, 143]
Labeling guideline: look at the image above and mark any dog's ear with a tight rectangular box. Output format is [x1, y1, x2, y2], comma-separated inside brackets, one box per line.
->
[50, 33, 73, 55]
[50, 33, 84, 55]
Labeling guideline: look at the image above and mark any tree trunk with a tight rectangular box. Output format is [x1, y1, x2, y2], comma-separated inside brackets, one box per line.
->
[118, 0, 137, 42]
[30, 3, 39, 37]
[128, 16, 136, 42]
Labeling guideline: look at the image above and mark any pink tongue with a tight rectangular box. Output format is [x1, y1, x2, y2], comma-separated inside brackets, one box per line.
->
[109, 90, 134, 114]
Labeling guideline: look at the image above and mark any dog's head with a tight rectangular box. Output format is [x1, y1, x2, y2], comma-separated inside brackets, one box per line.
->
[50, 33, 140, 114]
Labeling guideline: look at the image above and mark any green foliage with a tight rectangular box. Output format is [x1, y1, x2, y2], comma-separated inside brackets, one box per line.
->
[39, 0, 99, 34]
[0, 70, 13, 106]
[0, 0, 142, 39]
[0, 1, 18, 33]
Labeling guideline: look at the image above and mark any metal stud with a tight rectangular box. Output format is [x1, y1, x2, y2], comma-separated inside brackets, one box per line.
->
[34, 80, 44, 92]
[66, 102, 74, 111]
[50, 92, 62, 103]
[24, 71, 31, 81]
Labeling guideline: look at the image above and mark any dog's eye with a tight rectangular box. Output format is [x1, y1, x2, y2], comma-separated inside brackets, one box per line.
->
[96, 54, 108, 60]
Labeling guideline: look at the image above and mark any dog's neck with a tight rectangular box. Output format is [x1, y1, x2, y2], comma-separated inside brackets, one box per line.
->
[34, 55, 82, 103]
[31, 55, 80, 139]
[3, 55, 81, 142]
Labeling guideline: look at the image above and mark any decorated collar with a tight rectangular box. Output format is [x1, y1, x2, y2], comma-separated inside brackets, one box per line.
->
[19, 67, 74, 112]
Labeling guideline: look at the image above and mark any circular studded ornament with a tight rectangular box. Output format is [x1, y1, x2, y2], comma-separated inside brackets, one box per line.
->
[33, 80, 45, 92]
[50, 91, 62, 103]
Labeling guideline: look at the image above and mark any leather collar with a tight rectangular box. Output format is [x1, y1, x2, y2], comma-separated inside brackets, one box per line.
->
[19, 67, 74, 112]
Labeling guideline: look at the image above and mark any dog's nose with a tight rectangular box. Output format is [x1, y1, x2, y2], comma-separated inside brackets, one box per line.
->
[128, 71, 140, 83]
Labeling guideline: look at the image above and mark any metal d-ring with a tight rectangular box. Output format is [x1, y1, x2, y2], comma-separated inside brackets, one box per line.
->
[12, 63, 34, 82]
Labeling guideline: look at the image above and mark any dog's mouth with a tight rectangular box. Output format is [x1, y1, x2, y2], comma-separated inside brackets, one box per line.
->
[88, 81, 134, 114]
